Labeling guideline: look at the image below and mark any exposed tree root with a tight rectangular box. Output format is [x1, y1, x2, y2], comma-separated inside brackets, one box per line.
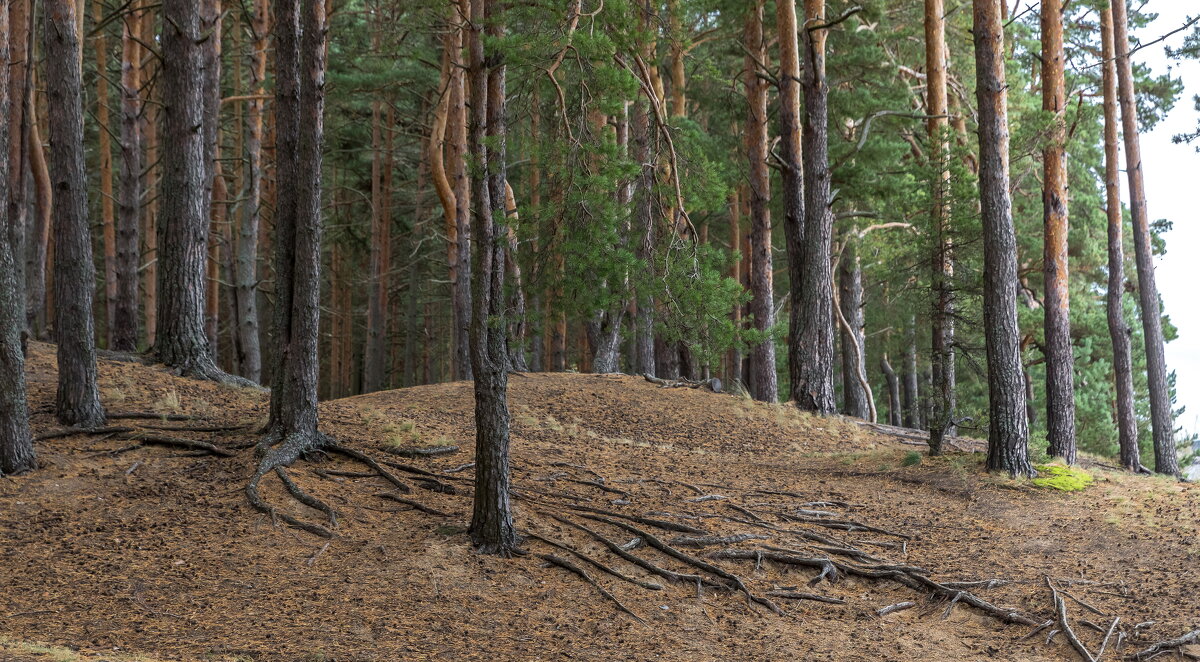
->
[776, 514, 911, 539]
[382, 445, 459, 458]
[765, 590, 845, 604]
[36, 426, 136, 441]
[375, 492, 452, 517]
[567, 504, 707, 534]
[106, 412, 201, 421]
[245, 432, 335, 539]
[876, 601, 917, 616]
[1048, 578, 1097, 662]
[138, 423, 251, 433]
[327, 444, 411, 493]
[538, 553, 644, 623]
[525, 531, 663, 590]
[670, 533, 770, 548]
[115, 432, 236, 457]
[1128, 628, 1200, 660]
[275, 467, 338, 528]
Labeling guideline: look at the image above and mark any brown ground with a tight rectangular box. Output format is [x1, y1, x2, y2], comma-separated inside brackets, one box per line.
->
[1, 342, 1198, 661]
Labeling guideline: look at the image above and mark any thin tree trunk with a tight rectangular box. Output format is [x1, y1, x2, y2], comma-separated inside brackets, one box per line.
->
[233, 0, 268, 382]
[450, 0, 473, 381]
[729, 185, 744, 385]
[902, 317, 919, 429]
[113, 3, 142, 351]
[467, 0, 518, 555]
[838, 239, 868, 419]
[974, 0, 1033, 477]
[8, 0, 31, 338]
[207, 156, 227, 356]
[504, 183, 530, 371]
[745, 0, 776, 403]
[881, 352, 901, 427]
[141, 5, 158, 347]
[26, 84, 51, 338]
[1041, 0, 1076, 464]
[1112, 0, 1178, 476]
[926, 0, 956, 454]
[364, 91, 389, 392]
[793, 0, 836, 414]
[0, 0, 35, 475]
[46, 0, 105, 427]
[93, 0, 117, 347]
[1100, 6, 1141, 473]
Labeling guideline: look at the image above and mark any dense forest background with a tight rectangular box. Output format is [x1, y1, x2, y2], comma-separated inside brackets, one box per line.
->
[5, 0, 1200, 470]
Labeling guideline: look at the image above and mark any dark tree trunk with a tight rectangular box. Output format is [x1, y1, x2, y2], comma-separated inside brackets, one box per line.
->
[791, 0, 836, 415]
[881, 353, 901, 427]
[467, 0, 519, 555]
[1112, 0, 1178, 476]
[745, 0, 776, 402]
[113, 7, 142, 352]
[0, 1, 35, 475]
[155, 0, 223, 379]
[631, 5, 655, 377]
[45, 0, 105, 428]
[7, 0, 30, 339]
[1041, 0, 1077, 464]
[902, 318, 919, 429]
[838, 241, 868, 419]
[1100, 6, 1141, 473]
[364, 88, 389, 392]
[973, 0, 1034, 477]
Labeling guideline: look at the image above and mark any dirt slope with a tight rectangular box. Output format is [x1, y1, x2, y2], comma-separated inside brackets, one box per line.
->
[1, 343, 1198, 661]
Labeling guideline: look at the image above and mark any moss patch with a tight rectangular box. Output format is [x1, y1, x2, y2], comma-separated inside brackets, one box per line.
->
[1032, 464, 1095, 492]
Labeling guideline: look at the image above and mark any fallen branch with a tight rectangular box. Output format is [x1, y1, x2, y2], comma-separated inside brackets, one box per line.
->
[382, 445, 459, 458]
[1129, 628, 1200, 660]
[876, 601, 917, 617]
[766, 590, 845, 604]
[1048, 577, 1097, 662]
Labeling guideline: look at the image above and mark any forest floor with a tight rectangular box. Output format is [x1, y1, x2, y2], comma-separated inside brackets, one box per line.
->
[1, 343, 1199, 661]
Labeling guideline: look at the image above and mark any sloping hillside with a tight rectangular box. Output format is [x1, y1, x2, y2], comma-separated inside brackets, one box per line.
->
[1, 343, 1198, 661]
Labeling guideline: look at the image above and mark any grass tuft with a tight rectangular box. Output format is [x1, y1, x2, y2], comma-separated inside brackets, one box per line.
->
[1032, 463, 1095, 492]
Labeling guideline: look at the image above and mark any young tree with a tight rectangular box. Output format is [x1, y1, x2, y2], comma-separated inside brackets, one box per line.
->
[1040, 0, 1077, 464]
[744, 0, 776, 403]
[154, 0, 223, 379]
[467, 0, 519, 555]
[1, 2, 35, 475]
[1111, 0, 1179, 476]
[973, 0, 1033, 477]
[1100, 5, 1141, 473]
[791, 0, 837, 415]
[46, 0, 105, 428]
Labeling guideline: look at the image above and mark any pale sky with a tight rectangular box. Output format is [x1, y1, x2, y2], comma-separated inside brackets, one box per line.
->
[1132, 4, 1199, 447]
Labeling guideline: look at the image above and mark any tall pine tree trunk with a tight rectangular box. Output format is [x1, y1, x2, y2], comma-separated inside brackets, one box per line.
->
[467, 0, 518, 555]
[113, 4, 142, 351]
[1100, 6, 1141, 473]
[364, 91, 389, 393]
[838, 239, 869, 419]
[745, 0, 776, 402]
[793, 0, 836, 414]
[46, 0, 105, 427]
[1041, 0, 1076, 463]
[973, 0, 1033, 477]
[0, 0, 35, 475]
[1111, 0, 1178, 476]
[93, 0, 117, 347]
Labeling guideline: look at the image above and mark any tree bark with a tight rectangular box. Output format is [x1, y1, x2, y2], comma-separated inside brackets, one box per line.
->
[838, 239, 868, 419]
[881, 352, 901, 427]
[46, 0, 105, 427]
[925, 0, 956, 454]
[1041, 0, 1077, 464]
[792, 0, 836, 415]
[504, 183, 530, 372]
[141, 5, 158, 347]
[1100, 6, 1141, 473]
[0, 0, 35, 475]
[364, 90, 389, 392]
[902, 317, 920, 429]
[233, 0, 268, 383]
[745, 0, 777, 403]
[729, 185, 744, 385]
[1111, 0, 1178, 476]
[93, 0, 117, 347]
[113, 4, 142, 352]
[25, 81, 51, 338]
[973, 0, 1033, 477]
[155, 0, 223, 379]
[467, 0, 519, 555]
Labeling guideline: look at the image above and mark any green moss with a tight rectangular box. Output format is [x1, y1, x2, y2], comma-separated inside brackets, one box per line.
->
[901, 451, 923, 467]
[1031, 464, 1095, 492]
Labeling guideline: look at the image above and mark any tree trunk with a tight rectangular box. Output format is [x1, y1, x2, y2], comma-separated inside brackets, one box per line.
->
[881, 353, 901, 427]
[902, 317, 919, 429]
[364, 91, 389, 392]
[207, 155, 227, 356]
[729, 185, 744, 385]
[1111, 0, 1178, 476]
[8, 0, 30, 339]
[46, 0, 105, 427]
[1100, 6, 1141, 473]
[504, 183, 530, 371]
[233, 0, 268, 382]
[925, 0, 956, 454]
[155, 0, 223, 379]
[745, 0, 777, 403]
[113, 4, 142, 352]
[0, 0, 35, 475]
[792, 0, 836, 415]
[838, 240, 868, 419]
[1040, 0, 1076, 464]
[973, 0, 1033, 477]
[93, 0, 117, 347]
[467, 0, 519, 555]
[451, 0, 473, 381]
[26, 84, 51, 338]
[141, 5, 158, 347]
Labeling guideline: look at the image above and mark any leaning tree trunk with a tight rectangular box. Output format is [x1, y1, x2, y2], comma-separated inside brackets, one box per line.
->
[155, 0, 223, 380]
[1100, 6, 1141, 473]
[1112, 0, 1178, 476]
[973, 0, 1033, 478]
[1041, 0, 1077, 464]
[467, 0, 519, 555]
[745, 0, 777, 403]
[925, 0, 956, 454]
[0, 1, 35, 475]
[838, 240, 869, 419]
[113, 5, 142, 351]
[792, 0, 836, 415]
[881, 352, 901, 427]
[45, 0, 105, 427]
